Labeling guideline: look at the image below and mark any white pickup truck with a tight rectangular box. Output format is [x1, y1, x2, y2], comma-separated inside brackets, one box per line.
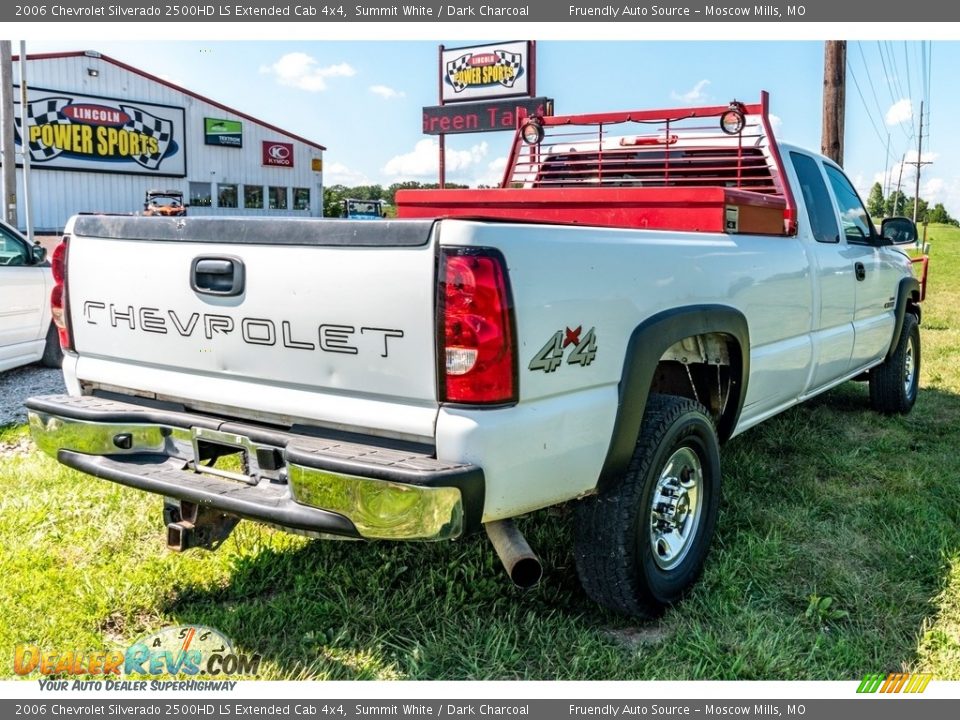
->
[0, 220, 61, 373]
[27, 94, 927, 617]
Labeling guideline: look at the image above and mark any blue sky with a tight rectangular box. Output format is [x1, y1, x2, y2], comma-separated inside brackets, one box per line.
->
[24, 40, 960, 215]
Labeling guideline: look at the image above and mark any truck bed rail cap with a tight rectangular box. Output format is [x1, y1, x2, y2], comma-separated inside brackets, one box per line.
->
[70, 215, 435, 247]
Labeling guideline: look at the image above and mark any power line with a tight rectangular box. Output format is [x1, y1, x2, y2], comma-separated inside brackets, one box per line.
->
[855, 42, 889, 129]
[886, 41, 908, 101]
[876, 41, 913, 141]
[925, 42, 933, 149]
[903, 42, 918, 139]
[846, 57, 889, 152]
[903, 42, 913, 106]
[876, 41, 898, 106]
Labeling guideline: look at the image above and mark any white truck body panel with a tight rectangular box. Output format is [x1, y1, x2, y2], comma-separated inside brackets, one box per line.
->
[67, 235, 440, 440]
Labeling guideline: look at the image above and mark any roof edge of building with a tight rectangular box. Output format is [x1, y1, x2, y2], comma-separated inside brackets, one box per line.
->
[14, 50, 327, 152]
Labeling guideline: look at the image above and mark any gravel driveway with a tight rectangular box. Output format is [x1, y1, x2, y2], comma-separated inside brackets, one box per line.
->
[0, 364, 65, 427]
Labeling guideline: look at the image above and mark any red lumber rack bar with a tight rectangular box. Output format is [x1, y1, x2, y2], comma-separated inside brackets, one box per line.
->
[397, 92, 798, 236]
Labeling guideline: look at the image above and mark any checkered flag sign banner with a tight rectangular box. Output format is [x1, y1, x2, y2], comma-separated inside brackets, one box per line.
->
[14, 97, 72, 161]
[446, 50, 523, 92]
[121, 105, 173, 170]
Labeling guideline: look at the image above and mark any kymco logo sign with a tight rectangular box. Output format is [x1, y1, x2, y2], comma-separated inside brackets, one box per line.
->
[262, 140, 294, 167]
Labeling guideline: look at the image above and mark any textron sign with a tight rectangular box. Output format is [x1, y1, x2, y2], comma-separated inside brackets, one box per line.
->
[13, 86, 186, 177]
[262, 140, 294, 167]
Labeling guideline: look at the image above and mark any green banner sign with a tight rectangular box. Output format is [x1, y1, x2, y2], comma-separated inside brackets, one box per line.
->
[204, 117, 242, 147]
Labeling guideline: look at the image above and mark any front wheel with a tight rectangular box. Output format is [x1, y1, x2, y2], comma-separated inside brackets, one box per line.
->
[574, 394, 721, 617]
[869, 313, 920, 414]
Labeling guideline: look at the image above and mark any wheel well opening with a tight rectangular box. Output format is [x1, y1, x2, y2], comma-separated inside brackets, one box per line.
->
[649, 333, 740, 435]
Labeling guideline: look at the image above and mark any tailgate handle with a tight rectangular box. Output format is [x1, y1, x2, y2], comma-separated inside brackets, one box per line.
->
[191, 256, 245, 296]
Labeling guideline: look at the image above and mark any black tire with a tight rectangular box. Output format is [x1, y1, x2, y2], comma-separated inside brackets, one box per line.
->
[869, 313, 920, 414]
[574, 394, 721, 617]
[40, 323, 63, 368]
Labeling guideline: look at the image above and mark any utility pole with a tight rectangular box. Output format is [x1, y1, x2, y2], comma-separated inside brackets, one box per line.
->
[894, 154, 905, 216]
[0, 41, 16, 226]
[882, 132, 890, 200]
[821, 40, 846, 166]
[18, 42, 33, 244]
[906, 100, 932, 224]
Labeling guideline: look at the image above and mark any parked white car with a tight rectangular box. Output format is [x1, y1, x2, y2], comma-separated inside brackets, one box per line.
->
[0, 220, 61, 373]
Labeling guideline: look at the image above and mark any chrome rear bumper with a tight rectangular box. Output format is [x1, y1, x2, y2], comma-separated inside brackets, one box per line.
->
[26, 394, 483, 542]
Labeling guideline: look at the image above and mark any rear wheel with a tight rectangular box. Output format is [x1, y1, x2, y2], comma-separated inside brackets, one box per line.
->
[41, 323, 63, 368]
[869, 313, 920, 414]
[574, 394, 721, 617]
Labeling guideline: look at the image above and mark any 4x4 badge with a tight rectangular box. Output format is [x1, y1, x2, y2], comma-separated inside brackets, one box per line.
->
[529, 326, 598, 373]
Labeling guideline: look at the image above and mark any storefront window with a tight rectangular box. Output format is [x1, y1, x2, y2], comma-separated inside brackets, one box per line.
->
[218, 184, 238, 209]
[189, 182, 212, 207]
[269, 186, 288, 210]
[244, 185, 263, 209]
[293, 187, 310, 211]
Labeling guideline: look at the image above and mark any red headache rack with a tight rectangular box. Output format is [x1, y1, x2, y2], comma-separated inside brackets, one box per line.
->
[397, 91, 798, 236]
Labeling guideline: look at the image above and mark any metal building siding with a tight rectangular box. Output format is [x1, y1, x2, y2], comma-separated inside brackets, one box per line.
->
[9, 54, 324, 231]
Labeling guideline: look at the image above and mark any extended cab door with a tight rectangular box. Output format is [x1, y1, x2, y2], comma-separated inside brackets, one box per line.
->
[788, 151, 856, 390]
[0, 224, 47, 365]
[822, 164, 897, 369]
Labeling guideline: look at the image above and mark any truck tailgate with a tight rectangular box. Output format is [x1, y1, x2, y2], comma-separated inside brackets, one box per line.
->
[66, 216, 439, 434]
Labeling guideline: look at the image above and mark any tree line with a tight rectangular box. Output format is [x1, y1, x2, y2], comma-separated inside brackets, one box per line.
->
[326, 180, 959, 227]
[323, 182, 470, 218]
[866, 182, 958, 226]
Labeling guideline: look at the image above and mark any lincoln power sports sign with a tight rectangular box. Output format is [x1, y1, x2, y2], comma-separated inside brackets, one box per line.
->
[441, 41, 533, 104]
[13, 86, 186, 177]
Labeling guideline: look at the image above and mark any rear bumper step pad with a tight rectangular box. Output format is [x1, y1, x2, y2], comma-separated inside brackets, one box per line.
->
[27, 394, 484, 541]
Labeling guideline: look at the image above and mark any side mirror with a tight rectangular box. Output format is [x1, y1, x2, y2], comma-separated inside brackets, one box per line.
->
[881, 216, 919, 245]
[31, 242, 47, 264]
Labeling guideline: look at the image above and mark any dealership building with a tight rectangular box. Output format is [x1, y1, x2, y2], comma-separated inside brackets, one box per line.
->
[5, 50, 325, 232]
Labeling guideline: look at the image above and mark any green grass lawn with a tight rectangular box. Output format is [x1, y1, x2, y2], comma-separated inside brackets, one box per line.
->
[2, 226, 959, 681]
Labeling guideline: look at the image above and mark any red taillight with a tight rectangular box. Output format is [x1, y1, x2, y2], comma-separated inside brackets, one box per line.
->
[439, 248, 516, 405]
[50, 238, 73, 351]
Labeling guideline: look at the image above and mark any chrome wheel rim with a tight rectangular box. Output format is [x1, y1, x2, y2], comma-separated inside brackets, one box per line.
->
[649, 446, 704, 571]
[904, 337, 916, 397]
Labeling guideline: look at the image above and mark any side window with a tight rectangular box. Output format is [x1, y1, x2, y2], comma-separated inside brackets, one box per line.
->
[824, 165, 875, 243]
[0, 226, 30, 266]
[790, 152, 840, 244]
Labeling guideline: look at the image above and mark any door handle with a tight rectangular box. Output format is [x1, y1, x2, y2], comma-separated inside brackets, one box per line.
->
[854, 262, 866, 281]
[191, 256, 245, 296]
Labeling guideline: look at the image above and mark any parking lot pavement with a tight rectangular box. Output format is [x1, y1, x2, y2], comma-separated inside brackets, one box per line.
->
[0, 364, 66, 428]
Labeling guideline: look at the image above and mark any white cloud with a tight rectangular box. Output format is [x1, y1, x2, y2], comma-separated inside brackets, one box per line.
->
[382, 139, 489, 179]
[920, 176, 960, 217]
[671, 80, 711, 104]
[324, 162, 372, 186]
[768, 114, 783, 131]
[922, 177, 945, 200]
[369, 84, 405, 100]
[885, 99, 913, 126]
[259, 53, 355, 92]
[904, 149, 938, 165]
[473, 156, 509, 187]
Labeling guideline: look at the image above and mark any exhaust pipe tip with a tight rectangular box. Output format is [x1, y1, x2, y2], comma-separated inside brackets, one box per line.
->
[485, 519, 543, 589]
[507, 555, 543, 589]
